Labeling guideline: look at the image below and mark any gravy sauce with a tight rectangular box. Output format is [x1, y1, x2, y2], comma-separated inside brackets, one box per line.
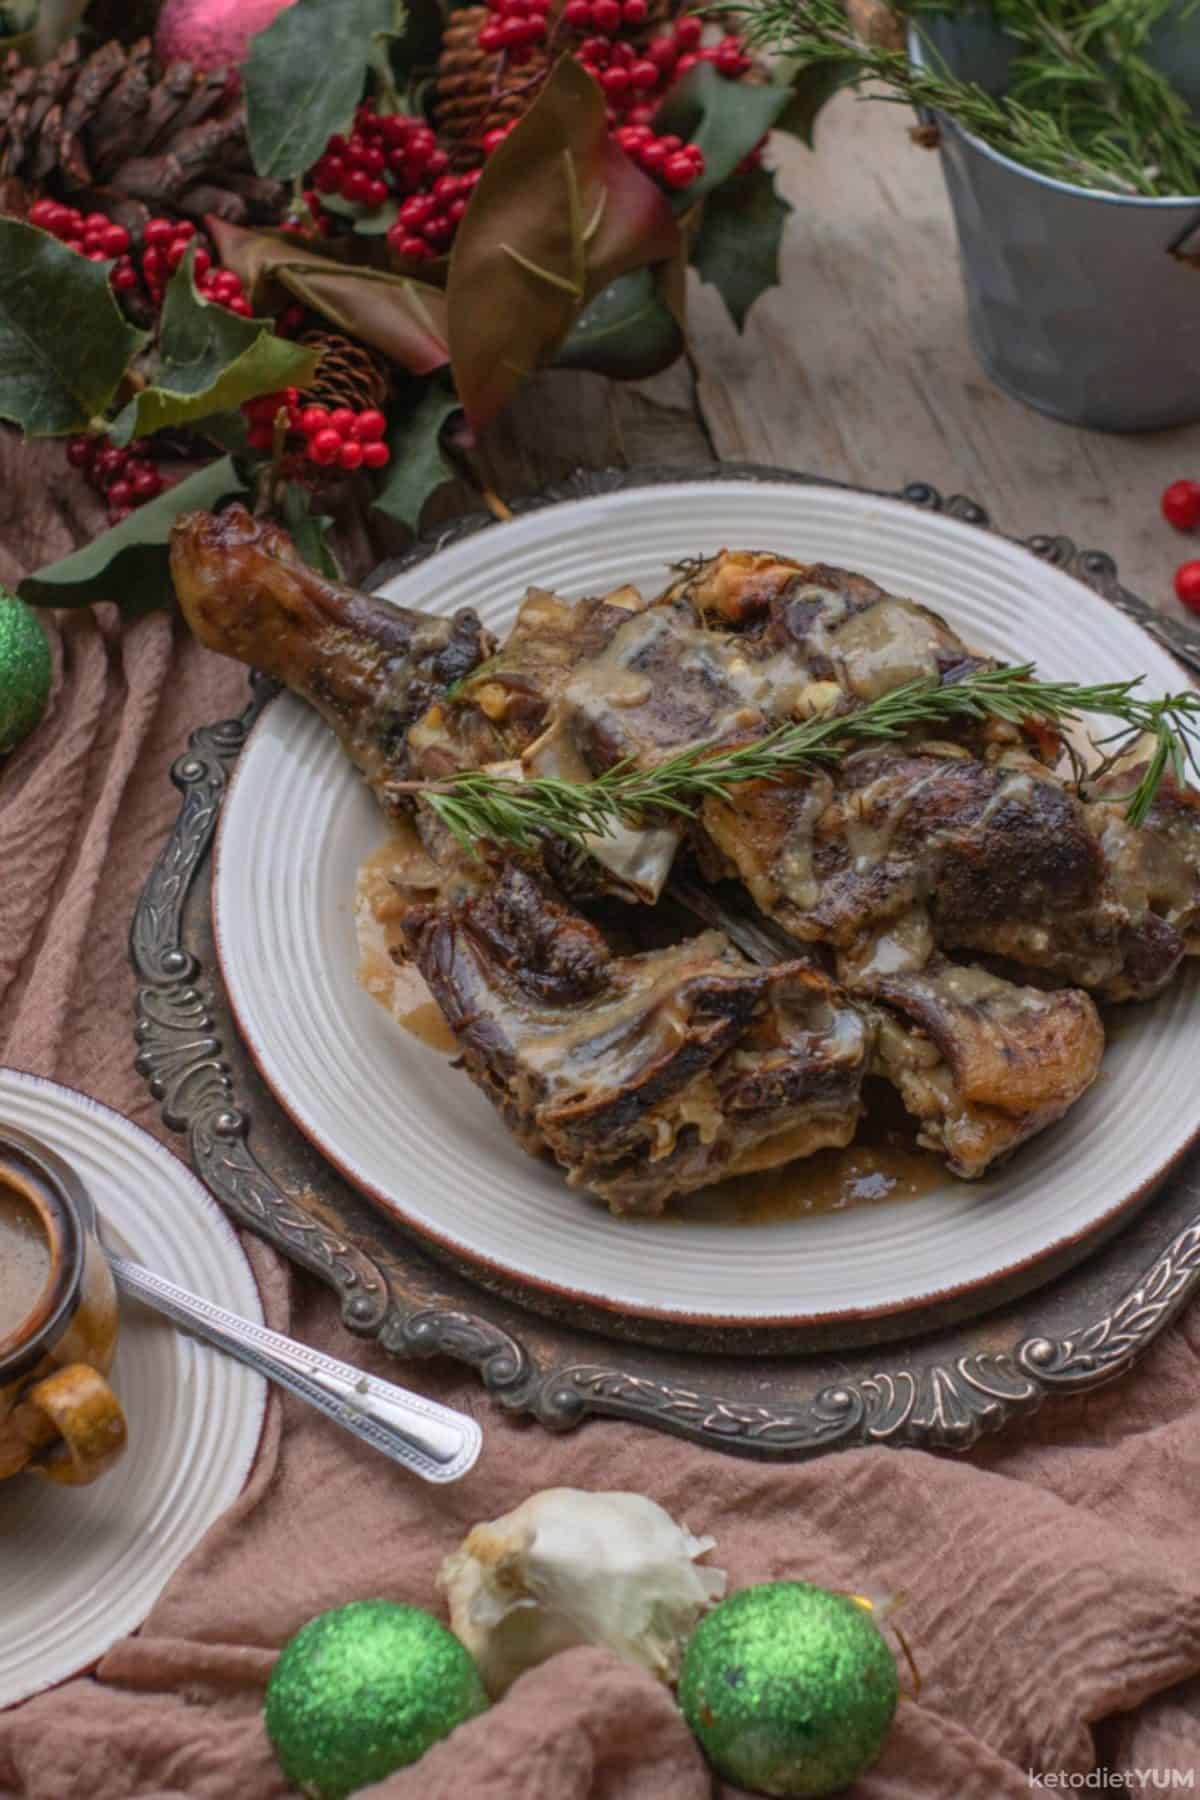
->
[355, 836, 458, 1055]
[0, 1176, 52, 1341]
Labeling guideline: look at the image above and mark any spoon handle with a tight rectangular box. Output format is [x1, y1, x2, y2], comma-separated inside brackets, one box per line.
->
[107, 1251, 481, 1484]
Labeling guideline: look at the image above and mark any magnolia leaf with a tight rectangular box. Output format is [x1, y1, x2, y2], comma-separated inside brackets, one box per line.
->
[210, 219, 450, 374]
[110, 249, 318, 445]
[554, 268, 683, 378]
[373, 381, 460, 530]
[245, 0, 401, 180]
[653, 65, 793, 205]
[774, 60, 861, 147]
[691, 165, 792, 331]
[0, 218, 144, 435]
[447, 55, 680, 431]
[280, 482, 340, 577]
[20, 457, 246, 615]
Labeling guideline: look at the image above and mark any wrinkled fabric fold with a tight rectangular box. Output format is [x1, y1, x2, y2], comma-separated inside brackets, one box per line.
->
[2, 435, 1199, 1798]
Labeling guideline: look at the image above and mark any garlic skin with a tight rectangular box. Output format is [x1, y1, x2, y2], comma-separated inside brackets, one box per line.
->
[438, 1487, 727, 1697]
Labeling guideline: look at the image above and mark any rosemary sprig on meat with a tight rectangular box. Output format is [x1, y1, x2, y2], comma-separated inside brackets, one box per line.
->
[409, 665, 1200, 854]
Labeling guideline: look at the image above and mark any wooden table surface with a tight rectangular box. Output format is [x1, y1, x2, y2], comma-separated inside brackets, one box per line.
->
[481, 91, 1200, 621]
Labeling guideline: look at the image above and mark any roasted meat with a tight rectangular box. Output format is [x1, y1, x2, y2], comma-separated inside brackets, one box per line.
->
[404, 863, 870, 1213]
[170, 506, 493, 814]
[168, 515, 1199, 1210]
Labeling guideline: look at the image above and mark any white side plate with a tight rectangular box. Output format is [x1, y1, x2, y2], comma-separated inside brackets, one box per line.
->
[213, 480, 1200, 1328]
[0, 1070, 266, 1708]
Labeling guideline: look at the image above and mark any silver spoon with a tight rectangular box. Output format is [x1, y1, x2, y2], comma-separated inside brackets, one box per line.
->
[105, 1249, 482, 1484]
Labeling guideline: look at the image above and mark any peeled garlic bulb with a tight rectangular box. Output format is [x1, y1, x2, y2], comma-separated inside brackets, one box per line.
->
[438, 1487, 727, 1696]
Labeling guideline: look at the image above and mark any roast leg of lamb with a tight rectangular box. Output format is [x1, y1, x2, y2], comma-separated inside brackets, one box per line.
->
[170, 505, 494, 815]
[168, 514, 1199, 1209]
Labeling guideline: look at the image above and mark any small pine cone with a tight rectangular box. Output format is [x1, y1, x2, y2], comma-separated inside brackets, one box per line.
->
[434, 6, 548, 154]
[301, 330, 391, 415]
[846, 0, 905, 51]
[0, 34, 286, 225]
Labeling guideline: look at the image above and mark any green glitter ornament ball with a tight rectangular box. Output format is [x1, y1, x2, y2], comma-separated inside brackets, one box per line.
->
[0, 591, 51, 756]
[264, 1600, 489, 1800]
[678, 1581, 898, 1798]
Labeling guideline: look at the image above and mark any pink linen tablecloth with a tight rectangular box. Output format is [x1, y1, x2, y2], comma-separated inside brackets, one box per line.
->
[3, 440, 1200, 1800]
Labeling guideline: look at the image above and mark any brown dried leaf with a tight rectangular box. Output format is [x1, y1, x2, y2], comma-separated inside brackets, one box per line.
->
[208, 219, 450, 376]
[446, 54, 681, 432]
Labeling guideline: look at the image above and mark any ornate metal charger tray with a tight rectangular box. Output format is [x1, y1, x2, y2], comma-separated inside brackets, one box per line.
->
[131, 465, 1200, 1460]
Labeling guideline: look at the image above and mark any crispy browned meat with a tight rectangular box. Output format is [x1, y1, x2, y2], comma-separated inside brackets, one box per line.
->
[404, 864, 869, 1213]
[862, 957, 1104, 1178]
[170, 505, 493, 813]
[168, 517, 1199, 1207]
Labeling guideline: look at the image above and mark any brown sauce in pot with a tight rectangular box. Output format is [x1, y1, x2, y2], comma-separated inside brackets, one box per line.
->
[0, 1176, 52, 1341]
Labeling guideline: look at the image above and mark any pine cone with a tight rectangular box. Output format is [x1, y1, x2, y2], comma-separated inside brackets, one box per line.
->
[0, 34, 287, 228]
[434, 7, 545, 155]
[435, 1, 676, 153]
[300, 330, 391, 414]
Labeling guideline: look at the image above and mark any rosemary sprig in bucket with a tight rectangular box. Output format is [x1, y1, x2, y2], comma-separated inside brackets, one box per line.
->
[400, 665, 1200, 856]
[738, 0, 1200, 197]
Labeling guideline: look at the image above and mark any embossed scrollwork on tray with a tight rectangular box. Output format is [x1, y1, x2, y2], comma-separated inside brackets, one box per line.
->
[129, 463, 1200, 1456]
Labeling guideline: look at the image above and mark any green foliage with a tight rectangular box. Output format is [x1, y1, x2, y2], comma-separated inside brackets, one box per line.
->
[742, 0, 1200, 196]
[0, 219, 144, 436]
[244, 0, 404, 180]
[20, 457, 247, 615]
[690, 166, 792, 331]
[554, 269, 684, 378]
[110, 249, 319, 445]
[652, 64, 794, 204]
[373, 380, 460, 530]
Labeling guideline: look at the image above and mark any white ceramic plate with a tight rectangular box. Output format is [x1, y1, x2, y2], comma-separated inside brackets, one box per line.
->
[213, 479, 1200, 1329]
[0, 1070, 266, 1708]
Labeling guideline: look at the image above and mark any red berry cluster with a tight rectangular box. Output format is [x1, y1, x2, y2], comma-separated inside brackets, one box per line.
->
[297, 405, 391, 471]
[613, 124, 703, 188]
[26, 201, 253, 317]
[477, 0, 552, 60]
[310, 101, 450, 213]
[130, 217, 252, 315]
[66, 434, 168, 526]
[306, 99, 484, 261]
[1161, 480, 1200, 614]
[386, 170, 481, 261]
[239, 392, 392, 473]
[27, 198, 131, 290]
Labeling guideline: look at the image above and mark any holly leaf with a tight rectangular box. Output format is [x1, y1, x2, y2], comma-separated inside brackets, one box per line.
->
[554, 267, 683, 378]
[245, 0, 403, 181]
[691, 165, 792, 331]
[652, 65, 793, 205]
[20, 457, 246, 615]
[209, 219, 450, 374]
[321, 192, 400, 237]
[774, 61, 861, 147]
[280, 482, 340, 578]
[0, 218, 144, 436]
[373, 380, 460, 530]
[446, 55, 681, 431]
[110, 249, 318, 445]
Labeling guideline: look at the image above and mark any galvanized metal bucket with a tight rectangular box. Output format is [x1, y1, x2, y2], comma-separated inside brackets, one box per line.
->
[909, 7, 1200, 432]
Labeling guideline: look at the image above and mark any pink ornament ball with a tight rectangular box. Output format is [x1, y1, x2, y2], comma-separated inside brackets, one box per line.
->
[154, 0, 299, 88]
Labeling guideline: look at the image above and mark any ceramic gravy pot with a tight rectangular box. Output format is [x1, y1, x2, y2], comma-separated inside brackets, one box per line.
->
[0, 1130, 127, 1486]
